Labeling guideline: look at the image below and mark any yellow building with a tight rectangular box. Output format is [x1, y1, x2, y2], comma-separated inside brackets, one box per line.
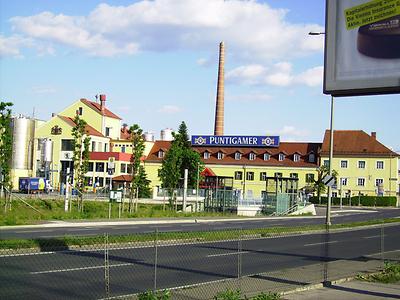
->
[144, 140, 321, 199]
[320, 130, 399, 197]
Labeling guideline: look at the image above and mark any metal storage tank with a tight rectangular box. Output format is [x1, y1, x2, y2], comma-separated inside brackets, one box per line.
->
[160, 128, 173, 141]
[143, 132, 155, 142]
[11, 116, 35, 170]
[43, 139, 53, 162]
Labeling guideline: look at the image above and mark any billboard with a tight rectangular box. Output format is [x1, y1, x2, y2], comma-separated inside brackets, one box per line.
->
[324, 0, 400, 96]
[191, 135, 280, 147]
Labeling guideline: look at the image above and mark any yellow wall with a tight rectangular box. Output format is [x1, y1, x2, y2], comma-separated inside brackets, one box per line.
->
[143, 161, 318, 199]
[321, 155, 398, 196]
[59, 100, 102, 134]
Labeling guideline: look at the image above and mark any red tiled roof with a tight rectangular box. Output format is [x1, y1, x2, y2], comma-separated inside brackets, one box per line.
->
[80, 99, 122, 120]
[58, 115, 105, 137]
[113, 175, 132, 182]
[321, 130, 398, 157]
[145, 140, 321, 168]
[89, 152, 133, 162]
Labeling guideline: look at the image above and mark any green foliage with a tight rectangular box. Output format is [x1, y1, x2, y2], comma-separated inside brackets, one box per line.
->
[159, 121, 204, 198]
[357, 262, 400, 283]
[128, 124, 151, 198]
[309, 196, 396, 207]
[251, 292, 281, 300]
[0, 101, 13, 191]
[71, 114, 91, 200]
[138, 290, 171, 300]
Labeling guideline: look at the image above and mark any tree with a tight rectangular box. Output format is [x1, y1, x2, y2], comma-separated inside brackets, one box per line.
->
[71, 114, 91, 212]
[159, 121, 204, 208]
[128, 124, 151, 212]
[0, 102, 13, 202]
[312, 165, 338, 204]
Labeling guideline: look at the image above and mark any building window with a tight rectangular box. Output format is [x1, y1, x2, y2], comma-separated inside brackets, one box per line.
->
[357, 178, 365, 186]
[78, 107, 83, 115]
[120, 163, 127, 173]
[278, 153, 285, 161]
[158, 150, 164, 158]
[246, 172, 254, 181]
[249, 153, 256, 161]
[263, 153, 270, 161]
[260, 172, 267, 181]
[306, 173, 315, 183]
[121, 145, 126, 153]
[340, 178, 348, 186]
[204, 152, 210, 159]
[234, 171, 243, 180]
[98, 142, 103, 152]
[235, 152, 242, 160]
[217, 152, 224, 160]
[290, 173, 298, 179]
[95, 162, 105, 172]
[88, 162, 94, 172]
[105, 127, 111, 137]
[127, 165, 132, 174]
[375, 178, 383, 186]
[104, 143, 108, 152]
[358, 161, 366, 169]
[97, 177, 104, 187]
[324, 160, 330, 168]
[294, 154, 300, 162]
[61, 139, 74, 151]
[340, 160, 348, 168]
[309, 153, 315, 163]
[275, 172, 283, 178]
[91, 141, 96, 152]
[376, 161, 384, 169]
[332, 192, 338, 197]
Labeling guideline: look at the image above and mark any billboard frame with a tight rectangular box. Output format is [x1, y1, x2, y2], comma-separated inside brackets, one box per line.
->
[323, 0, 400, 97]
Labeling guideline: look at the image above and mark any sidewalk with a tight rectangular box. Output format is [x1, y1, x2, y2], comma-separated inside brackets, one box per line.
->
[165, 250, 400, 300]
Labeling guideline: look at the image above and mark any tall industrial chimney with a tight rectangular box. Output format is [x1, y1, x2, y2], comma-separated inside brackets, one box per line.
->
[214, 42, 225, 136]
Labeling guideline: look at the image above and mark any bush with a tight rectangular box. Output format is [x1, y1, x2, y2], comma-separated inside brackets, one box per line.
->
[214, 289, 242, 300]
[138, 290, 170, 300]
[309, 196, 396, 207]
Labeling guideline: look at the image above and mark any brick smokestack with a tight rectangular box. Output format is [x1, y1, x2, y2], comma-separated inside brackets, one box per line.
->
[214, 42, 225, 136]
[100, 94, 106, 112]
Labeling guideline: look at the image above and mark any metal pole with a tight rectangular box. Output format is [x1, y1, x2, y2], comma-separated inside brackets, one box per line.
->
[339, 180, 343, 210]
[104, 233, 110, 299]
[183, 169, 188, 212]
[196, 162, 199, 212]
[154, 228, 158, 292]
[326, 95, 334, 226]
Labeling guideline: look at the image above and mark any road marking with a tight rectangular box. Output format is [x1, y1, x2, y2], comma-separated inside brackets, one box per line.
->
[363, 235, 387, 239]
[30, 262, 135, 275]
[304, 241, 338, 247]
[207, 251, 249, 257]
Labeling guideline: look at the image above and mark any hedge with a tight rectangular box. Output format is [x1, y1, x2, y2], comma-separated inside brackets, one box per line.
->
[309, 196, 397, 207]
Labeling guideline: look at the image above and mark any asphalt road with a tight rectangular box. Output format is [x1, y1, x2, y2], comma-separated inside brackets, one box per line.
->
[1, 207, 399, 239]
[1, 224, 399, 299]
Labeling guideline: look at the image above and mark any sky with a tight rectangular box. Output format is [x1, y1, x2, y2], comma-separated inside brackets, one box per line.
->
[0, 0, 399, 152]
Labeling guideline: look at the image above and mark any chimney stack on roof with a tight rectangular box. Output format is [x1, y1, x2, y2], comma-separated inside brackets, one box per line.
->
[214, 41, 225, 136]
[100, 94, 106, 112]
[371, 132, 377, 139]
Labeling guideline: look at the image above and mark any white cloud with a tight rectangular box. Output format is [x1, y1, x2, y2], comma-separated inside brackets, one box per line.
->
[158, 105, 183, 114]
[272, 125, 310, 141]
[5, 0, 323, 58]
[0, 35, 32, 58]
[227, 62, 323, 87]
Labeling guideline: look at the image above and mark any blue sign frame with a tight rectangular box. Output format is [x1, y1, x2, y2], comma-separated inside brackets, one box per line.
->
[191, 135, 280, 147]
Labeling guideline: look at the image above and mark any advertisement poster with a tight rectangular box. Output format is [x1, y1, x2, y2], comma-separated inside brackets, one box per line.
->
[324, 0, 400, 96]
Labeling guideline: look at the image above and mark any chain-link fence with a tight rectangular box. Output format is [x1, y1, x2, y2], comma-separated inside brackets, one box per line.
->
[1, 221, 399, 299]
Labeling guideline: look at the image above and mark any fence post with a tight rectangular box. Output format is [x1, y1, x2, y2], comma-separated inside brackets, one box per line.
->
[154, 228, 158, 292]
[237, 227, 242, 291]
[381, 221, 385, 266]
[104, 233, 110, 299]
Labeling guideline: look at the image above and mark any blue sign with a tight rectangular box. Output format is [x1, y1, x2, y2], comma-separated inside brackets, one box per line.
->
[191, 135, 280, 147]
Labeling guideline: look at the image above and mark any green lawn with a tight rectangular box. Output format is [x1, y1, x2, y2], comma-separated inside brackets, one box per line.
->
[0, 198, 234, 226]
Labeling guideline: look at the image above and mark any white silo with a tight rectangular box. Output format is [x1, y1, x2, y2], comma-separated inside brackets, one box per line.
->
[160, 128, 174, 141]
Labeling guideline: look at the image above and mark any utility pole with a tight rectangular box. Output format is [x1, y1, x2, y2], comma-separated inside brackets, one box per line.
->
[183, 169, 188, 212]
[326, 95, 334, 226]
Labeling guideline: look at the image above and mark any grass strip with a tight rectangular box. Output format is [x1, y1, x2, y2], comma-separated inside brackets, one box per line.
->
[1, 218, 399, 250]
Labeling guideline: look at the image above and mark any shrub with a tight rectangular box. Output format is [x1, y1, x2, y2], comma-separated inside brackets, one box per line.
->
[138, 290, 170, 300]
[309, 196, 396, 207]
[214, 290, 242, 300]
